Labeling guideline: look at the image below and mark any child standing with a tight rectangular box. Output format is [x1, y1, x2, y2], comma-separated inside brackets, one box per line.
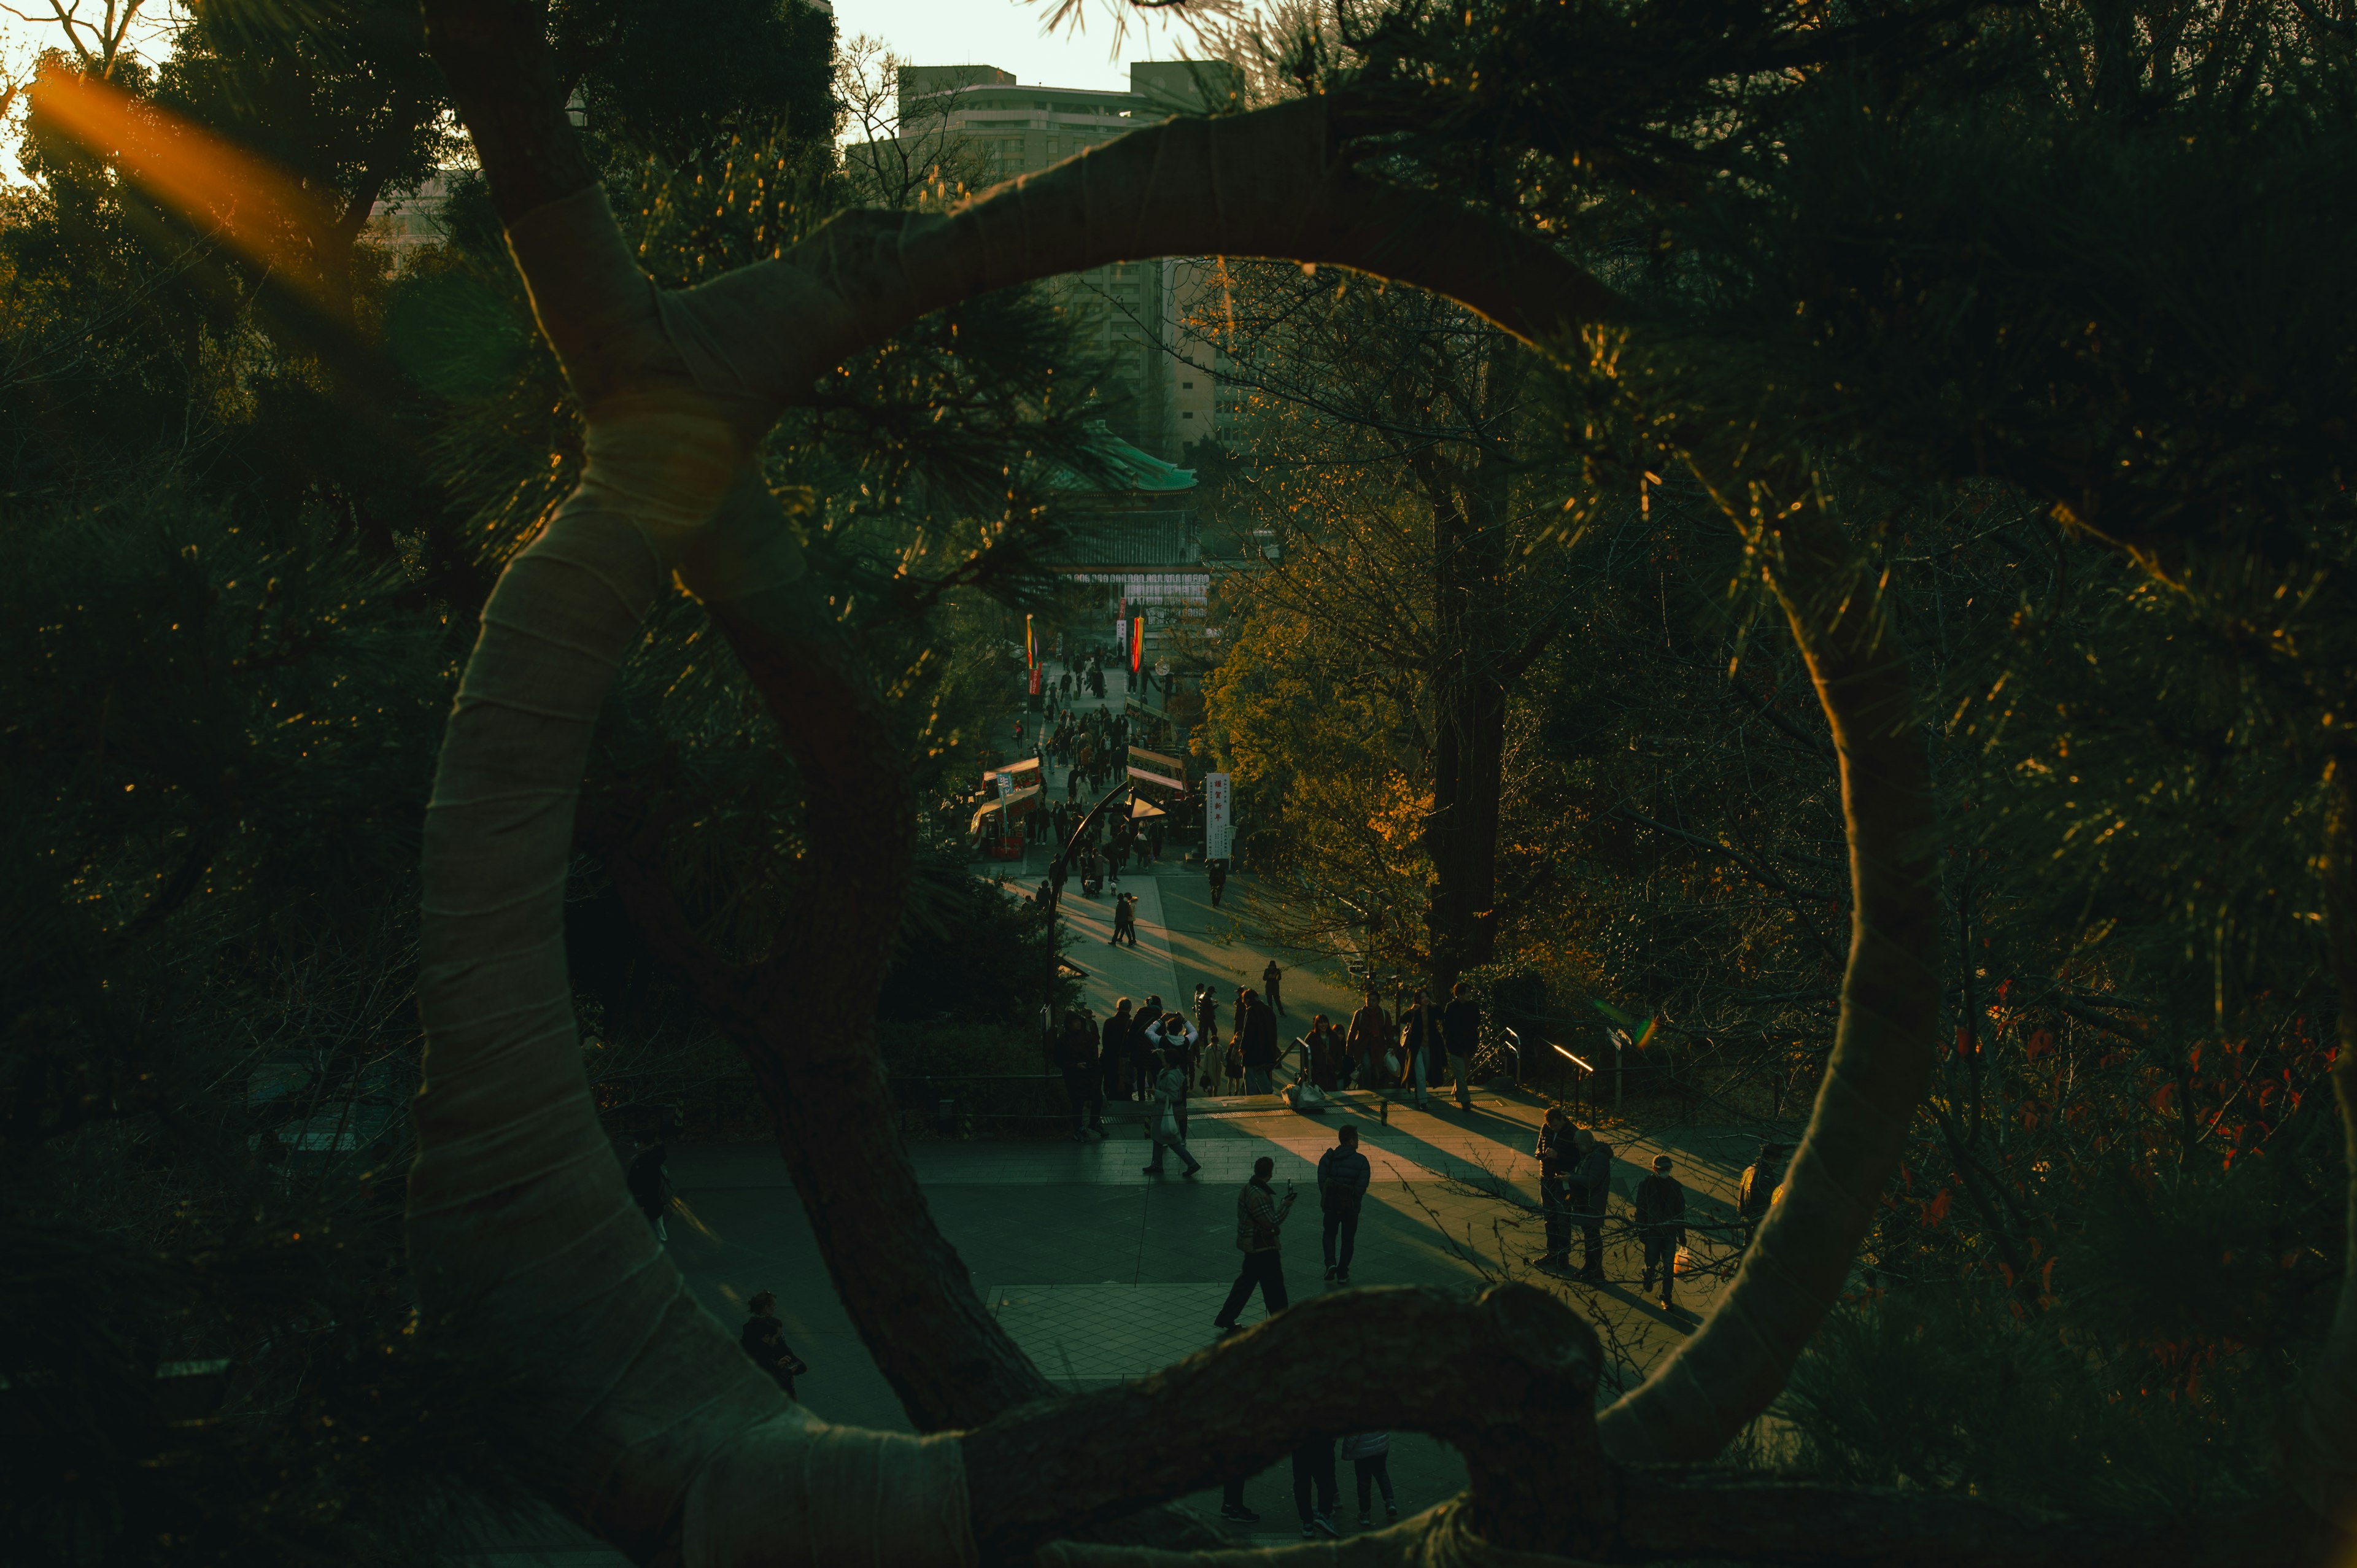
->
[1339, 1429, 1396, 1526]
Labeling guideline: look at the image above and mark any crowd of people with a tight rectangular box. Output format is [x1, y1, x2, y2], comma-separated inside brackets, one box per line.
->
[1050, 975, 1514, 1132]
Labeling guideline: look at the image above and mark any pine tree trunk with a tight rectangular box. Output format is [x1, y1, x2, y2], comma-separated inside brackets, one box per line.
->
[1421, 415, 1516, 991]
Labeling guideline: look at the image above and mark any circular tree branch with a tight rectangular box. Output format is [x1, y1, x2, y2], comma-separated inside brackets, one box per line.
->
[961, 1284, 1609, 1563]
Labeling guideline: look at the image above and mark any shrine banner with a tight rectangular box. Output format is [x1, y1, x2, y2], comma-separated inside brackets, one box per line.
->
[1204, 771, 1233, 860]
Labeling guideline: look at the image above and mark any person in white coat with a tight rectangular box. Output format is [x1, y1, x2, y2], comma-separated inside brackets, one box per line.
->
[1142, 1049, 1202, 1176]
[1145, 1011, 1201, 1132]
[1340, 1429, 1396, 1526]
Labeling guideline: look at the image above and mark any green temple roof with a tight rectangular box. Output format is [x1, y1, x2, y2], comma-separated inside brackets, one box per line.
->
[1048, 420, 1198, 493]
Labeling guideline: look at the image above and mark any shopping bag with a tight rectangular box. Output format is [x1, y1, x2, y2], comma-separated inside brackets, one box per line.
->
[1673, 1245, 1695, 1278]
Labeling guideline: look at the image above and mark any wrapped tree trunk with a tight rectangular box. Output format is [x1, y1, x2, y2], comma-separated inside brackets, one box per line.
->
[396, 6, 2024, 1561]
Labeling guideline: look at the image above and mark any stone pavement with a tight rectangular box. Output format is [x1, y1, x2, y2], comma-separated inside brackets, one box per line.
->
[454, 1082, 1761, 1564]
[996, 657, 1387, 1033]
[458, 662, 1780, 1562]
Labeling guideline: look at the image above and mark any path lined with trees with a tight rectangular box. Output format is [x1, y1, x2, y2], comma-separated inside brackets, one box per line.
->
[4, 0, 2356, 1564]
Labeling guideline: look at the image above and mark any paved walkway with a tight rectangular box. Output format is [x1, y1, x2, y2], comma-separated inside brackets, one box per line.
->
[462, 661, 1773, 1562]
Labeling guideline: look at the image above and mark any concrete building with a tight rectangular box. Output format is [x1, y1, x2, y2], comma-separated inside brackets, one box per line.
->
[879, 60, 1239, 464]
[365, 171, 455, 266]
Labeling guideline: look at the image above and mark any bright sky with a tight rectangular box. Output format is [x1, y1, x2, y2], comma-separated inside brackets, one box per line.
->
[0, 1, 1220, 180]
[835, 0, 1211, 91]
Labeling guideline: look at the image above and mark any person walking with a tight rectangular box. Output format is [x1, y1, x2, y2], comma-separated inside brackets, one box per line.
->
[1142, 1050, 1203, 1176]
[1056, 1010, 1104, 1141]
[625, 1141, 673, 1245]
[1214, 1155, 1296, 1332]
[1207, 857, 1228, 908]
[1110, 890, 1140, 946]
[1131, 994, 1164, 1094]
[1317, 1124, 1372, 1283]
[1239, 988, 1280, 1095]
[1341, 1430, 1397, 1526]
[1101, 999, 1134, 1102]
[1194, 984, 1222, 1091]
[1148, 1010, 1200, 1121]
[1346, 992, 1391, 1092]
[1635, 1153, 1688, 1311]
[1738, 1139, 1792, 1245]
[1535, 1108, 1574, 1269]
[738, 1291, 809, 1399]
[1396, 994, 1434, 1110]
[1262, 957, 1287, 1017]
[1441, 979, 1481, 1110]
[1292, 1433, 1341, 1539]
[1570, 1127, 1614, 1283]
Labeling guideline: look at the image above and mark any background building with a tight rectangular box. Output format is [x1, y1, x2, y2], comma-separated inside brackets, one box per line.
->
[878, 60, 1239, 463]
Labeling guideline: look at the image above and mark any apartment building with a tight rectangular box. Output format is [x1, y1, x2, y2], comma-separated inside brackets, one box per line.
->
[884, 60, 1237, 465]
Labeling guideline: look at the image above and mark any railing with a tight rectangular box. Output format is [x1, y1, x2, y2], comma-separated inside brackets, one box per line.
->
[889, 1072, 1082, 1135]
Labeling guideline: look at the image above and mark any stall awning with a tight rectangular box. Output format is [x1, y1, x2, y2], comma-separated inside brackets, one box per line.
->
[985, 756, 1042, 787]
[1127, 745, 1185, 794]
[970, 785, 1042, 835]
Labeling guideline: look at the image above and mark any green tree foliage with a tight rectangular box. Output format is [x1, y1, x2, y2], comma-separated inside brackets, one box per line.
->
[0, 9, 1113, 1561]
[1195, 263, 1585, 984]
[1184, 0, 2357, 1516]
[556, 0, 838, 164]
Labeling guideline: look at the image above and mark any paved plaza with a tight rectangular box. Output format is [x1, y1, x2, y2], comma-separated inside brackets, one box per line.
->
[461, 663, 1772, 1561]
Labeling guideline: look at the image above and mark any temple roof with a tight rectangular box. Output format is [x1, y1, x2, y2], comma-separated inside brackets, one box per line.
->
[1048, 421, 1198, 495]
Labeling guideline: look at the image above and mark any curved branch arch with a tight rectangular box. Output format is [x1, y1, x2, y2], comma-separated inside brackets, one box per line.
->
[406, 6, 1947, 1559]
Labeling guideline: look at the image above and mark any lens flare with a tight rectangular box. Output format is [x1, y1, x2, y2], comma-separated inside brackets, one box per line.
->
[28, 66, 338, 301]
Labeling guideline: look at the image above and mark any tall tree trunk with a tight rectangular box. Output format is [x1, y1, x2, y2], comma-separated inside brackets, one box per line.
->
[1426, 665, 1508, 989]
[1421, 416, 1517, 992]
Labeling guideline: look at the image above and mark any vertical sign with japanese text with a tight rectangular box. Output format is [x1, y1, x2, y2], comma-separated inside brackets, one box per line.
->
[1204, 771, 1233, 860]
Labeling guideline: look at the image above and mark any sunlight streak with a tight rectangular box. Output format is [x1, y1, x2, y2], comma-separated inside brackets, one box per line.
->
[28, 64, 337, 300]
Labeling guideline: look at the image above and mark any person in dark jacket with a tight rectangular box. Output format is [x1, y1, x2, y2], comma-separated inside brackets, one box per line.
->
[1109, 890, 1140, 946]
[1238, 989, 1280, 1094]
[1570, 1128, 1613, 1282]
[1738, 1140, 1792, 1243]
[1635, 1153, 1688, 1310]
[1262, 958, 1287, 1016]
[1194, 984, 1222, 1090]
[1056, 1010, 1104, 1140]
[1396, 995, 1434, 1110]
[1131, 994, 1164, 1092]
[739, 1291, 808, 1397]
[1305, 1015, 1344, 1091]
[625, 1141, 673, 1245]
[1536, 1108, 1574, 1269]
[1317, 1125, 1372, 1283]
[1291, 1432, 1342, 1539]
[1102, 999, 1135, 1100]
[1346, 992, 1390, 1091]
[1207, 857, 1229, 908]
[1440, 981, 1481, 1110]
